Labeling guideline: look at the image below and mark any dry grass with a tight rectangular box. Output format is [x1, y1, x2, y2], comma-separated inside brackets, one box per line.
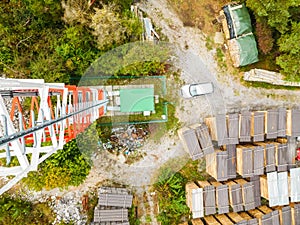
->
[167, 0, 231, 35]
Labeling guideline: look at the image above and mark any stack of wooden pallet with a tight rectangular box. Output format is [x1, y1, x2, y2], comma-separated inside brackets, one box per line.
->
[190, 204, 300, 225]
[178, 123, 214, 160]
[186, 178, 260, 219]
[260, 168, 300, 207]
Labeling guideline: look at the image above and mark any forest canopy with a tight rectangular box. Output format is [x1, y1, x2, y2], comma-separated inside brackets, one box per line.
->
[0, 0, 142, 83]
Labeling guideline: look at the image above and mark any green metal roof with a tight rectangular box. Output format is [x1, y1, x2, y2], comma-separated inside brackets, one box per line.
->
[120, 88, 154, 112]
[237, 34, 259, 67]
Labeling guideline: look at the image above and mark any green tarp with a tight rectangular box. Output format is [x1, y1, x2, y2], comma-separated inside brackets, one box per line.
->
[231, 4, 252, 37]
[237, 34, 259, 67]
[120, 88, 154, 112]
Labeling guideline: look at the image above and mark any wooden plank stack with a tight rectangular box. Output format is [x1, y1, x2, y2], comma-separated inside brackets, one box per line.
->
[211, 181, 229, 214]
[251, 111, 265, 142]
[287, 109, 300, 137]
[226, 180, 244, 212]
[206, 150, 228, 181]
[250, 176, 262, 208]
[227, 113, 239, 144]
[198, 181, 216, 216]
[290, 168, 300, 202]
[235, 179, 256, 211]
[186, 182, 204, 218]
[205, 114, 229, 146]
[178, 127, 203, 160]
[265, 109, 278, 139]
[191, 123, 214, 155]
[255, 142, 276, 173]
[226, 144, 237, 179]
[260, 172, 289, 207]
[240, 110, 252, 142]
[277, 108, 287, 137]
[236, 145, 253, 177]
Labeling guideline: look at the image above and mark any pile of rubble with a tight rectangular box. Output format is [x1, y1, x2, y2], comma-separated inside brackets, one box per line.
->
[101, 125, 150, 155]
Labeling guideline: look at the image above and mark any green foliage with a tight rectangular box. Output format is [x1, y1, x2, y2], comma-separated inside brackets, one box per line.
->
[129, 204, 141, 225]
[154, 171, 190, 224]
[276, 22, 300, 80]
[0, 194, 55, 225]
[23, 139, 91, 190]
[246, 0, 300, 33]
[255, 18, 274, 54]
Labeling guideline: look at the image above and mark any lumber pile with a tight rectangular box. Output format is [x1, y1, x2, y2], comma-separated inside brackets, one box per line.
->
[205, 114, 229, 146]
[240, 110, 252, 142]
[251, 111, 265, 142]
[227, 113, 239, 145]
[255, 142, 276, 173]
[178, 127, 203, 160]
[236, 145, 254, 177]
[287, 109, 300, 137]
[235, 179, 256, 211]
[226, 144, 237, 179]
[226, 180, 244, 212]
[260, 172, 289, 207]
[198, 181, 216, 215]
[178, 123, 214, 160]
[206, 150, 228, 181]
[186, 182, 204, 218]
[211, 181, 229, 214]
[265, 110, 278, 139]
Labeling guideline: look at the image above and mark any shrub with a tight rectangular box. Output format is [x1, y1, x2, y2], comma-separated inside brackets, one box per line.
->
[255, 19, 274, 54]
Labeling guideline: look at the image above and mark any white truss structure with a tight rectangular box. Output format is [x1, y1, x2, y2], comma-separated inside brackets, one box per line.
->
[0, 78, 107, 194]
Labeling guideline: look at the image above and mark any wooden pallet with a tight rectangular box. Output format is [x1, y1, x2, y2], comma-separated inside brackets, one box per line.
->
[206, 150, 228, 181]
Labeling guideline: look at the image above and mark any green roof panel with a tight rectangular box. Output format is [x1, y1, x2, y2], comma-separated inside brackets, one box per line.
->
[120, 88, 154, 112]
[231, 4, 253, 37]
[237, 34, 259, 67]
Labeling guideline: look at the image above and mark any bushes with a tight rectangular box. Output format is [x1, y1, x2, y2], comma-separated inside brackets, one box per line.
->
[0, 194, 55, 225]
[23, 139, 91, 191]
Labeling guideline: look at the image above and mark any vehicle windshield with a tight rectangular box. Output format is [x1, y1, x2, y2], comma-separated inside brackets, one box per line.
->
[189, 85, 198, 96]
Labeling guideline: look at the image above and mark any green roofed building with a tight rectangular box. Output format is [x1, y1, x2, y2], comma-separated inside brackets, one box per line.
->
[120, 88, 154, 113]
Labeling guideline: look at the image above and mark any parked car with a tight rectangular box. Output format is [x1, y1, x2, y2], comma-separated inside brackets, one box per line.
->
[180, 82, 214, 98]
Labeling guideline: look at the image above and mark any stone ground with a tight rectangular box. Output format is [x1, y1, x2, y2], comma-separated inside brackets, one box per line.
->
[23, 0, 300, 224]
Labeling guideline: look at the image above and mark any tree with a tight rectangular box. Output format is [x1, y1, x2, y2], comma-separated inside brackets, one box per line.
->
[255, 18, 274, 54]
[276, 22, 300, 80]
[246, 0, 300, 33]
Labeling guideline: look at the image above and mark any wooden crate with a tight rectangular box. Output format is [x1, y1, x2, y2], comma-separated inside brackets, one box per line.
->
[191, 218, 204, 225]
[260, 172, 289, 207]
[277, 206, 292, 225]
[205, 150, 228, 181]
[287, 109, 300, 137]
[277, 108, 287, 137]
[226, 180, 244, 212]
[178, 127, 203, 160]
[236, 145, 253, 177]
[190, 123, 214, 155]
[265, 109, 278, 139]
[186, 182, 204, 218]
[198, 181, 216, 216]
[227, 113, 239, 145]
[250, 176, 262, 208]
[290, 168, 300, 202]
[239, 111, 252, 142]
[205, 115, 229, 146]
[275, 142, 289, 172]
[215, 214, 234, 225]
[203, 215, 221, 225]
[226, 144, 237, 179]
[235, 179, 255, 211]
[253, 145, 264, 175]
[211, 181, 229, 214]
[255, 142, 276, 173]
[251, 111, 265, 142]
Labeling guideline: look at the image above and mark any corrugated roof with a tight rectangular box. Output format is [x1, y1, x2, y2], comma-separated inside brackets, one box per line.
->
[94, 209, 128, 222]
[99, 193, 133, 208]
